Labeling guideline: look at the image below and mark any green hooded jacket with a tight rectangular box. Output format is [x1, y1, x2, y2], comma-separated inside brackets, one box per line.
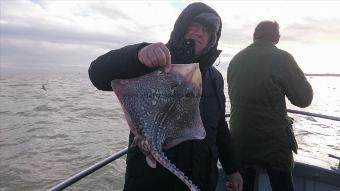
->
[227, 40, 313, 171]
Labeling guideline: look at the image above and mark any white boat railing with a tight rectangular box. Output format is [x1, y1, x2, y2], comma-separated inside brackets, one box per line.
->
[49, 109, 340, 191]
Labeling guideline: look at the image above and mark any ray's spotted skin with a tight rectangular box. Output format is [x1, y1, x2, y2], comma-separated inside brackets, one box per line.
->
[111, 63, 204, 191]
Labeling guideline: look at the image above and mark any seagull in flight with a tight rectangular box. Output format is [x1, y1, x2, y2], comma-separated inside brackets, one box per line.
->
[41, 84, 47, 91]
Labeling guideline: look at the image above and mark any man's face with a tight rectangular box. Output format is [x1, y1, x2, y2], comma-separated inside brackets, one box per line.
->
[184, 22, 210, 56]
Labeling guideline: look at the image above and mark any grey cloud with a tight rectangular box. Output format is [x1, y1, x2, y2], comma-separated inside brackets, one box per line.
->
[0, 21, 162, 68]
[1, 22, 142, 49]
[281, 17, 340, 43]
[1, 38, 99, 68]
[90, 3, 132, 21]
[220, 22, 254, 46]
[220, 17, 340, 46]
[1, 1, 166, 69]
[4, 1, 339, 71]
[87, 2, 171, 42]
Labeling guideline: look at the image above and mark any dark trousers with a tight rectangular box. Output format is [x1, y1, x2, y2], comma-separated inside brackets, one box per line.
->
[242, 167, 294, 191]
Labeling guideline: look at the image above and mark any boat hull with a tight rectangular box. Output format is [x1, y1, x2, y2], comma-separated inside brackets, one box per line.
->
[215, 162, 340, 191]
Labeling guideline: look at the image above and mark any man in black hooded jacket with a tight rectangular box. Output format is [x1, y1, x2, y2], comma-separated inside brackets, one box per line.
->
[88, 2, 242, 191]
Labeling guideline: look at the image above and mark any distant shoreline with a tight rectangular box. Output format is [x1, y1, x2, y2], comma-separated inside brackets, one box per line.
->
[305, 74, 340, 77]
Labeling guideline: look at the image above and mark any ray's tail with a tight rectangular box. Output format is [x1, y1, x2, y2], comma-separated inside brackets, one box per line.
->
[150, 149, 199, 191]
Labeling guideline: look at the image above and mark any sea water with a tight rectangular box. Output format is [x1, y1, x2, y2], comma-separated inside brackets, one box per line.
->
[0, 68, 339, 191]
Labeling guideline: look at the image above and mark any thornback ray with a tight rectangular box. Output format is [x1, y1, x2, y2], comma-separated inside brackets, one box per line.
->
[111, 63, 205, 191]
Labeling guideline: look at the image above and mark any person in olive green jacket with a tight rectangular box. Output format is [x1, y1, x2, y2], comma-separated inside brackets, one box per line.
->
[227, 20, 313, 191]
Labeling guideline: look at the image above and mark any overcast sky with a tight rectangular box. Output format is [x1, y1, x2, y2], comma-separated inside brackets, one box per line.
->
[1, 0, 340, 74]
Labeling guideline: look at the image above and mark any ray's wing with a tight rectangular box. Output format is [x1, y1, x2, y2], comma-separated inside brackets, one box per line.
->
[111, 64, 205, 149]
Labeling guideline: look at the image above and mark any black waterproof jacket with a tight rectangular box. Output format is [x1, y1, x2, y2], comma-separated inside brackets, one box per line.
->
[88, 3, 240, 191]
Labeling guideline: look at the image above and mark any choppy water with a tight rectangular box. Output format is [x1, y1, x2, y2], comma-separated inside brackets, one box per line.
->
[0, 68, 339, 191]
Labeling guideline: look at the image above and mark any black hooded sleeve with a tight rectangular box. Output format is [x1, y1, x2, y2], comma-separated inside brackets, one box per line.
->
[217, 118, 241, 174]
[214, 70, 241, 174]
[88, 42, 154, 91]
